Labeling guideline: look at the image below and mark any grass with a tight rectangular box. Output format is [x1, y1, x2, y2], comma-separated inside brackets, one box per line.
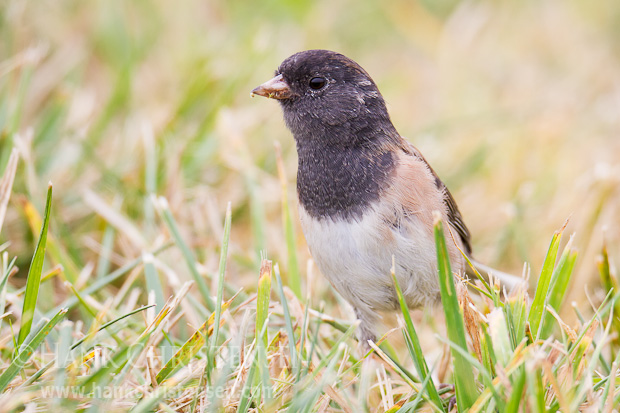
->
[1, 0, 620, 411]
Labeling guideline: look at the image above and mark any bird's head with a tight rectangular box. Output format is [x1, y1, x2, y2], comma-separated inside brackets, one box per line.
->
[252, 50, 395, 147]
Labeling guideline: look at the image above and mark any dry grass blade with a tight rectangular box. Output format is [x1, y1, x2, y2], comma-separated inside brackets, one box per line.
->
[83, 189, 147, 249]
[119, 281, 193, 375]
[155, 291, 238, 384]
[458, 283, 483, 363]
[0, 148, 19, 234]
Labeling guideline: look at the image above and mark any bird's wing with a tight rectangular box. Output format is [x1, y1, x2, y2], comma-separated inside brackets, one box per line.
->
[397, 142, 473, 255]
[395, 141, 527, 291]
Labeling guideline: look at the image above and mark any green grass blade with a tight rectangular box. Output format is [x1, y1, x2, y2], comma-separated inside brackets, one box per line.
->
[527, 365, 546, 413]
[65, 280, 98, 319]
[568, 289, 614, 356]
[307, 322, 357, 381]
[370, 340, 418, 389]
[597, 241, 620, 350]
[17, 183, 52, 348]
[391, 258, 443, 409]
[237, 349, 257, 413]
[256, 316, 272, 406]
[253, 260, 273, 407]
[528, 229, 562, 339]
[154, 195, 214, 311]
[143, 253, 165, 313]
[0, 307, 67, 392]
[52, 320, 73, 407]
[190, 202, 231, 411]
[433, 216, 478, 410]
[111, 283, 192, 388]
[275, 143, 302, 298]
[256, 259, 272, 347]
[539, 244, 577, 339]
[505, 366, 526, 411]
[570, 303, 616, 411]
[398, 370, 435, 412]
[274, 263, 299, 377]
[207, 340, 239, 413]
[600, 351, 620, 410]
[211, 201, 231, 350]
[505, 283, 528, 347]
[289, 342, 345, 412]
[142, 122, 157, 233]
[23, 197, 80, 283]
[436, 334, 503, 410]
[8, 60, 33, 137]
[21, 361, 53, 389]
[70, 304, 154, 350]
[44, 242, 172, 318]
[479, 322, 497, 377]
[208, 307, 245, 413]
[244, 173, 266, 266]
[96, 222, 115, 279]
[94, 196, 121, 281]
[297, 295, 311, 381]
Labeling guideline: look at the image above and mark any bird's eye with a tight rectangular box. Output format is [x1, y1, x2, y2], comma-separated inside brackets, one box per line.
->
[308, 77, 327, 90]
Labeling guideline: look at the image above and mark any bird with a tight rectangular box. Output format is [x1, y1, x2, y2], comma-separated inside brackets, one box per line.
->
[251, 49, 523, 347]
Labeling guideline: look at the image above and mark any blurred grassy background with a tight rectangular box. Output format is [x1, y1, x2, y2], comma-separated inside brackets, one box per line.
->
[2, 0, 620, 341]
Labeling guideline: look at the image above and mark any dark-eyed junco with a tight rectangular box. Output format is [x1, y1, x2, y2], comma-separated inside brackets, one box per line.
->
[252, 50, 522, 346]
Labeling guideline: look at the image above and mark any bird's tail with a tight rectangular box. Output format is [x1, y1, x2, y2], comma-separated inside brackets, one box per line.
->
[465, 258, 528, 292]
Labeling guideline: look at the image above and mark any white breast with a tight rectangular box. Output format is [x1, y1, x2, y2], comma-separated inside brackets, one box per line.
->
[299, 203, 446, 313]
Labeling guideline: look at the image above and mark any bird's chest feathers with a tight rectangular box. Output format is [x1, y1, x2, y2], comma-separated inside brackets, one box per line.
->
[296, 146, 395, 220]
[298, 202, 441, 311]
